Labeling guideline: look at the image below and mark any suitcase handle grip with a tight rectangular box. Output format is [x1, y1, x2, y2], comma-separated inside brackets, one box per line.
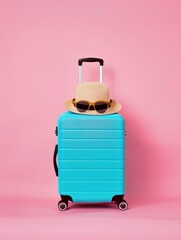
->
[53, 145, 58, 176]
[78, 57, 104, 66]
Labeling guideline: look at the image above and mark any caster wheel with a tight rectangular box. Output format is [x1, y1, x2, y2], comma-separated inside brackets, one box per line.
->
[117, 201, 128, 211]
[58, 201, 68, 211]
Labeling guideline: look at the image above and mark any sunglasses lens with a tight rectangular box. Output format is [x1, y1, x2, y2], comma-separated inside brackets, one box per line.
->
[76, 101, 89, 112]
[95, 102, 108, 113]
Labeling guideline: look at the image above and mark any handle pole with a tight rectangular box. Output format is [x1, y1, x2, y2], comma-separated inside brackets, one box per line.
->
[100, 66, 103, 83]
[79, 66, 82, 84]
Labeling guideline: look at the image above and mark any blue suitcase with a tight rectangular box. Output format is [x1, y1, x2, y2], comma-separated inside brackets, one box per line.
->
[53, 58, 128, 210]
[53, 112, 128, 210]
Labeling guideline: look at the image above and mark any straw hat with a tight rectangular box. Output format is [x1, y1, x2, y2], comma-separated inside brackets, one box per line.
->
[65, 82, 121, 115]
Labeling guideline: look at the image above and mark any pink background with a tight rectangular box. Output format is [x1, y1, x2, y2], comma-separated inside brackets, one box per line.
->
[0, 0, 181, 239]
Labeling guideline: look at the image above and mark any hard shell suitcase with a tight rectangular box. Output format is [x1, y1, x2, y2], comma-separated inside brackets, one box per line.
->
[53, 58, 128, 211]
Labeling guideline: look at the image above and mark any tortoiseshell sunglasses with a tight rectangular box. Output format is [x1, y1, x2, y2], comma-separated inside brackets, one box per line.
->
[72, 98, 112, 113]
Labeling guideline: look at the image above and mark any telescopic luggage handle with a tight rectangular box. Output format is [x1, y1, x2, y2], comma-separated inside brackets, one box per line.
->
[78, 57, 104, 84]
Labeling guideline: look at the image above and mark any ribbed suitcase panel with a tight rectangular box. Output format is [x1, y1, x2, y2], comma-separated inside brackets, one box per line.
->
[60, 119, 124, 130]
[60, 169, 124, 181]
[60, 130, 125, 139]
[59, 149, 125, 160]
[58, 112, 125, 202]
[60, 139, 125, 149]
[60, 160, 125, 169]
[60, 181, 124, 192]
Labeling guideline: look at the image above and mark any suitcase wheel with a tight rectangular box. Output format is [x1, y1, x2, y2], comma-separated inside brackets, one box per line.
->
[58, 201, 68, 211]
[117, 200, 128, 211]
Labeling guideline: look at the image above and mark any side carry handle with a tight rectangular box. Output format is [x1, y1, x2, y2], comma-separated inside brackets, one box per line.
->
[53, 144, 58, 176]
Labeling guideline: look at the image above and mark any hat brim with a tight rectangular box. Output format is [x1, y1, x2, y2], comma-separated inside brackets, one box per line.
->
[65, 99, 121, 115]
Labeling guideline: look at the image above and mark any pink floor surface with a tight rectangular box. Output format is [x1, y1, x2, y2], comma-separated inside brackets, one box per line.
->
[1, 197, 181, 239]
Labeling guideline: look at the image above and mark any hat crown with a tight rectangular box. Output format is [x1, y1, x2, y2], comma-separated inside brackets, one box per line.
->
[75, 82, 110, 102]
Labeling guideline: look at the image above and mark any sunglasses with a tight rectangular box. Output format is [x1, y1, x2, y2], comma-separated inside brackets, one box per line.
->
[72, 98, 112, 113]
